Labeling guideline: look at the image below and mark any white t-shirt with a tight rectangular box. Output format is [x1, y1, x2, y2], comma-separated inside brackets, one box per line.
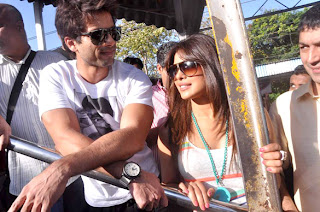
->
[0, 49, 66, 195]
[39, 59, 159, 207]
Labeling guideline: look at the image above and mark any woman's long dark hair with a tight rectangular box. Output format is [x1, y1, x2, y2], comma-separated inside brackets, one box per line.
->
[166, 34, 233, 153]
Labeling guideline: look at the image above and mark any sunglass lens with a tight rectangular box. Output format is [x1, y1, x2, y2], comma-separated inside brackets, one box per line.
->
[89, 27, 121, 45]
[180, 61, 197, 76]
[110, 29, 121, 41]
[90, 30, 104, 45]
[168, 65, 178, 78]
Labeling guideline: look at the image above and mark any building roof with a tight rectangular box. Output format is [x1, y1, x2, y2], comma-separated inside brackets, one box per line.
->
[20, 0, 206, 35]
[256, 58, 302, 78]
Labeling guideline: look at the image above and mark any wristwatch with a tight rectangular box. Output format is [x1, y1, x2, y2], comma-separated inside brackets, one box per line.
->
[120, 162, 141, 186]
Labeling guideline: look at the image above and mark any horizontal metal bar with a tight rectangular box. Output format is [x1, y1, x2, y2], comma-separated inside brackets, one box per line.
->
[8, 136, 127, 188]
[245, 2, 317, 21]
[7, 136, 247, 212]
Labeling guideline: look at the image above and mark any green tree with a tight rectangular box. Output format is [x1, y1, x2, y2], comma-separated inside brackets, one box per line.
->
[248, 9, 305, 65]
[116, 19, 176, 77]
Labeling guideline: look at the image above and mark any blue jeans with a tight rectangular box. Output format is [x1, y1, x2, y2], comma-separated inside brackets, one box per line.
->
[51, 196, 64, 212]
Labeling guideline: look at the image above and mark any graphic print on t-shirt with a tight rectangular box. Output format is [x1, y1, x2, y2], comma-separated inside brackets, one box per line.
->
[75, 92, 114, 140]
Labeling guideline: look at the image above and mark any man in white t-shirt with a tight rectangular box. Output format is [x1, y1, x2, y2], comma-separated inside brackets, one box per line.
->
[9, 0, 167, 212]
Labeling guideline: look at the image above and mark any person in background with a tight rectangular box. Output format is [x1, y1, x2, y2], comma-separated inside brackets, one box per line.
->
[289, 64, 311, 91]
[158, 33, 295, 211]
[9, 0, 167, 211]
[0, 3, 66, 211]
[123, 56, 144, 70]
[147, 42, 177, 167]
[149, 76, 158, 86]
[52, 46, 74, 60]
[52, 34, 75, 60]
[269, 4, 320, 211]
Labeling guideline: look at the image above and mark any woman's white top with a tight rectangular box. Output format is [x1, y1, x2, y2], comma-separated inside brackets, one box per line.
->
[178, 137, 246, 205]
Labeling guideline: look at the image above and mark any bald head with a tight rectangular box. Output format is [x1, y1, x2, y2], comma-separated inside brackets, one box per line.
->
[0, 4, 29, 62]
[0, 4, 23, 24]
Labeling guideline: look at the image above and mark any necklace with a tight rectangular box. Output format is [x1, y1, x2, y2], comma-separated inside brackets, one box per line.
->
[191, 111, 231, 202]
[191, 111, 229, 185]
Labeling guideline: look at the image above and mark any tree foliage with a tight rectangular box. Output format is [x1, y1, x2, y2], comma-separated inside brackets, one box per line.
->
[248, 9, 306, 65]
[116, 19, 176, 77]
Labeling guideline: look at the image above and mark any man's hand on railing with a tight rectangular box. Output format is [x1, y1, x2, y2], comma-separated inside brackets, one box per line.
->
[8, 159, 69, 212]
[128, 170, 168, 211]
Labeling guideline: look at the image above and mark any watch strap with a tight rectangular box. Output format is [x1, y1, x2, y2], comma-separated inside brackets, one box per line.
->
[119, 175, 131, 186]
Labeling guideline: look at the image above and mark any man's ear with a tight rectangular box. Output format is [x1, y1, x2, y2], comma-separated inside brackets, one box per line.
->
[157, 64, 162, 75]
[64, 37, 77, 53]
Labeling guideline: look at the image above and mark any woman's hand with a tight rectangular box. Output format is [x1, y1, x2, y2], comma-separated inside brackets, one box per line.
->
[260, 143, 284, 173]
[179, 181, 215, 211]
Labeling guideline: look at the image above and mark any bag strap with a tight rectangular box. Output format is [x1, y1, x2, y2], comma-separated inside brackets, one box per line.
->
[2, 50, 37, 183]
[6, 50, 37, 125]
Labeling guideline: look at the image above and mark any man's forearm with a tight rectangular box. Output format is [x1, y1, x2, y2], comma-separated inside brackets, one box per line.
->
[53, 126, 145, 179]
[43, 105, 152, 180]
[98, 161, 126, 179]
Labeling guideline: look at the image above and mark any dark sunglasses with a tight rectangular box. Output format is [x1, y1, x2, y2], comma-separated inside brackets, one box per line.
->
[168, 61, 199, 78]
[80, 26, 121, 45]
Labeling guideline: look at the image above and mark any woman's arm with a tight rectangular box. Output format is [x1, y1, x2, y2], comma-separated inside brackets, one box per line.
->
[157, 125, 179, 184]
[263, 108, 297, 211]
[280, 176, 298, 211]
[158, 126, 214, 211]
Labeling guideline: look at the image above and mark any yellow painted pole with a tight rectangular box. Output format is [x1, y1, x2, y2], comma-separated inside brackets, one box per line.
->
[206, 0, 282, 211]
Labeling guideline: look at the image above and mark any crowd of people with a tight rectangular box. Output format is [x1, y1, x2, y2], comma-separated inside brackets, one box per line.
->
[0, 0, 319, 211]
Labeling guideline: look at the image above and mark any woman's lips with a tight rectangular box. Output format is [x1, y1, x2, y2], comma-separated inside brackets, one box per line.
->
[177, 83, 191, 91]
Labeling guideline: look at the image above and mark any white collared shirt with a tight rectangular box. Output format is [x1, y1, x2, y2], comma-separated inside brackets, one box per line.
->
[0, 49, 66, 195]
[269, 80, 320, 211]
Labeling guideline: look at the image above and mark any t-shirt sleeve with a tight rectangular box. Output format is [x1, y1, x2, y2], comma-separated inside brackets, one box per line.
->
[124, 70, 153, 108]
[39, 63, 72, 119]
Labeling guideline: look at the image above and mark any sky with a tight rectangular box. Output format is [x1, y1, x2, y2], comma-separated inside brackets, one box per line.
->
[1, 0, 319, 51]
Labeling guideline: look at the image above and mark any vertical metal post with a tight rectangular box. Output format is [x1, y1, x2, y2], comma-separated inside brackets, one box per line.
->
[33, 1, 46, 50]
[206, 0, 282, 211]
[174, 0, 205, 36]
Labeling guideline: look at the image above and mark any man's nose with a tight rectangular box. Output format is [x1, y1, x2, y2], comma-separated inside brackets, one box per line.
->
[101, 33, 116, 45]
[307, 46, 320, 65]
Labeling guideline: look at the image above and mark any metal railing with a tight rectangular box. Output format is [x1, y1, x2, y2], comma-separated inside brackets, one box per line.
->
[8, 136, 247, 212]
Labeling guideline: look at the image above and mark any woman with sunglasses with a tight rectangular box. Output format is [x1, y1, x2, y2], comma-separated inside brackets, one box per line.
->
[158, 34, 287, 211]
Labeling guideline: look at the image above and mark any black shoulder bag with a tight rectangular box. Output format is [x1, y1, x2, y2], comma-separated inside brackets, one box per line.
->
[0, 50, 37, 210]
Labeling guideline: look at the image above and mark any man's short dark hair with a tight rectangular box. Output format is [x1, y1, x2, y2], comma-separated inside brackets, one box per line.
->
[293, 65, 309, 76]
[55, 0, 118, 57]
[123, 57, 143, 70]
[157, 42, 177, 67]
[298, 3, 320, 33]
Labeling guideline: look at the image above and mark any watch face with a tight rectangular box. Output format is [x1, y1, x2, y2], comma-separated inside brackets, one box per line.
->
[124, 162, 140, 177]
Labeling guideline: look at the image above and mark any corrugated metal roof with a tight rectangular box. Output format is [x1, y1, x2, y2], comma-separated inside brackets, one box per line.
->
[21, 0, 57, 6]
[255, 58, 302, 78]
[20, 0, 205, 34]
[117, 0, 176, 30]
